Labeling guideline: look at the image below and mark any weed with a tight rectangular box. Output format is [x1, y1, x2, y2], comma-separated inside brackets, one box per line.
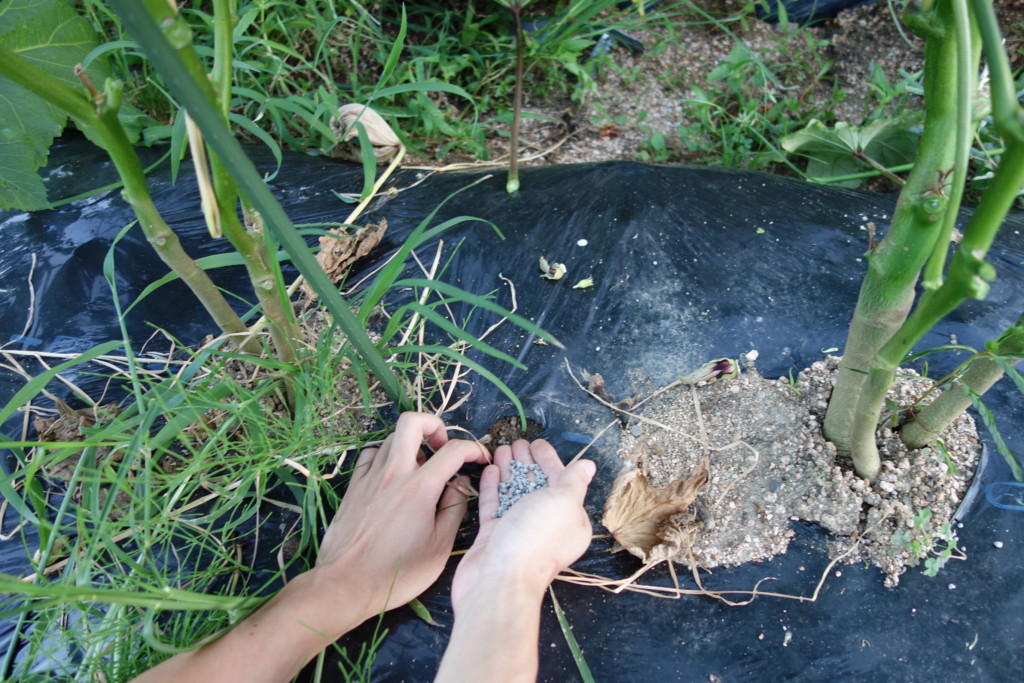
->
[666, 18, 843, 171]
[891, 507, 961, 577]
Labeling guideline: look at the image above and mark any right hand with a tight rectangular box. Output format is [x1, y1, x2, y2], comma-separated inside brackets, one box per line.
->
[450, 439, 595, 609]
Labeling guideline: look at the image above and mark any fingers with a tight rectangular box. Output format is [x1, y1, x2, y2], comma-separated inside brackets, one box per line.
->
[419, 438, 490, 493]
[350, 443, 383, 484]
[494, 444, 512, 481]
[387, 412, 448, 473]
[511, 440, 535, 465]
[528, 439, 561, 476]
[553, 459, 596, 506]
[435, 475, 471, 538]
[494, 439, 540, 482]
[477, 463, 500, 521]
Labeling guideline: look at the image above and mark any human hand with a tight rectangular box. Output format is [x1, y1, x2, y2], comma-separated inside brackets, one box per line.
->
[313, 412, 489, 624]
[450, 439, 595, 611]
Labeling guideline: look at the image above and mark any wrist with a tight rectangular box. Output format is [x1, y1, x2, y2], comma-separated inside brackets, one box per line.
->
[283, 566, 374, 638]
[452, 562, 548, 616]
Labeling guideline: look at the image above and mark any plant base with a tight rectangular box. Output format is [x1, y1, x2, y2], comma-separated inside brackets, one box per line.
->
[603, 355, 981, 586]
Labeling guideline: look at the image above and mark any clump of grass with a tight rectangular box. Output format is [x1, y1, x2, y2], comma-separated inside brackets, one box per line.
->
[75, 0, 645, 163]
[0, 184, 558, 678]
[645, 5, 843, 171]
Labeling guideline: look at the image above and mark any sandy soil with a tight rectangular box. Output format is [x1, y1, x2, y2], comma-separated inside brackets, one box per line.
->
[603, 355, 981, 586]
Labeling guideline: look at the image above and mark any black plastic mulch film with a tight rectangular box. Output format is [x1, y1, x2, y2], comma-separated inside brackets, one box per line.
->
[1, 138, 1022, 681]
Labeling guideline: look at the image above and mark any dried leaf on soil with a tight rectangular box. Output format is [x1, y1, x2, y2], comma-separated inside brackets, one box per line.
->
[306, 219, 387, 297]
[602, 458, 709, 564]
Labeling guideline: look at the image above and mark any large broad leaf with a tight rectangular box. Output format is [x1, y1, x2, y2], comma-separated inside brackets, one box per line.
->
[0, 0, 105, 210]
[781, 117, 921, 187]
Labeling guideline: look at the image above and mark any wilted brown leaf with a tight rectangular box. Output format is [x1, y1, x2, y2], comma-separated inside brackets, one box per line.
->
[601, 459, 709, 564]
[305, 219, 387, 299]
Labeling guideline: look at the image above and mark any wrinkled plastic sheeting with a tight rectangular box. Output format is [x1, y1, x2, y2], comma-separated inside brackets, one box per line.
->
[757, 0, 877, 24]
[332, 163, 1024, 683]
[1, 140, 1023, 681]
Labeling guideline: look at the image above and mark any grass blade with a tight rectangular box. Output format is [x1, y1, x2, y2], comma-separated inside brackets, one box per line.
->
[549, 586, 594, 683]
[108, 0, 410, 409]
[967, 387, 1022, 481]
[0, 341, 122, 427]
[395, 278, 563, 348]
[368, 81, 473, 101]
[390, 343, 526, 421]
[381, 300, 527, 370]
[993, 356, 1024, 395]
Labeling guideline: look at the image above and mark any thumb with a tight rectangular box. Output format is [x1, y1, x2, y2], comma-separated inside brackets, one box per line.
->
[554, 459, 596, 503]
[434, 475, 471, 543]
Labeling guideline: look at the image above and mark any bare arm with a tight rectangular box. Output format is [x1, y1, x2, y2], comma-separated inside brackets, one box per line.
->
[134, 412, 488, 683]
[437, 439, 596, 682]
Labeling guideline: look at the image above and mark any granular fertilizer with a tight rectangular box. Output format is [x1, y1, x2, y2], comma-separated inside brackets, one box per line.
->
[493, 461, 548, 517]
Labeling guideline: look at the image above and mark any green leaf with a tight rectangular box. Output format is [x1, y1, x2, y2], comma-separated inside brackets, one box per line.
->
[377, 5, 406, 90]
[549, 587, 595, 683]
[0, 0, 106, 210]
[0, 340, 123, 427]
[367, 81, 474, 102]
[406, 598, 437, 626]
[780, 117, 921, 186]
[967, 387, 1022, 482]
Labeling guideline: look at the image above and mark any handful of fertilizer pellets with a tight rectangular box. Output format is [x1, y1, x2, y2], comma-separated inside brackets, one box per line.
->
[493, 460, 549, 517]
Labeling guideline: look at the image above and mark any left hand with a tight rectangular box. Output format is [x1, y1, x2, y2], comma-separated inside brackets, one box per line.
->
[314, 412, 489, 622]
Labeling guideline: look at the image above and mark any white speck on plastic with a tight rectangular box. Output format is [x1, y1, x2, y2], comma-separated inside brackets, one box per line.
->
[994, 541, 1004, 548]
[577, 239, 588, 247]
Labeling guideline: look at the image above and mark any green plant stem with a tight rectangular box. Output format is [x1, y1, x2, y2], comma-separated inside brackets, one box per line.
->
[111, 0, 412, 409]
[212, 0, 234, 122]
[902, 314, 1024, 448]
[849, 140, 1024, 477]
[921, 0, 978, 291]
[0, 46, 259, 355]
[507, 4, 524, 194]
[810, 162, 918, 184]
[823, 1, 962, 469]
[207, 0, 300, 398]
[138, 0, 302, 400]
[969, 0, 1024, 145]
[853, 150, 907, 186]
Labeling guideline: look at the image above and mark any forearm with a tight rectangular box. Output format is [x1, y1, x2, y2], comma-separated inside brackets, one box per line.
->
[436, 580, 545, 683]
[133, 569, 371, 683]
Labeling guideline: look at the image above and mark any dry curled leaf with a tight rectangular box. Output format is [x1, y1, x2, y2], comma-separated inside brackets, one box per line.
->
[331, 104, 401, 163]
[601, 459, 709, 565]
[305, 219, 387, 298]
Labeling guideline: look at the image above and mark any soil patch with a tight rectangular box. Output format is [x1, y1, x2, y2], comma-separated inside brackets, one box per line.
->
[413, 2, 1024, 174]
[604, 355, 981, 586]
